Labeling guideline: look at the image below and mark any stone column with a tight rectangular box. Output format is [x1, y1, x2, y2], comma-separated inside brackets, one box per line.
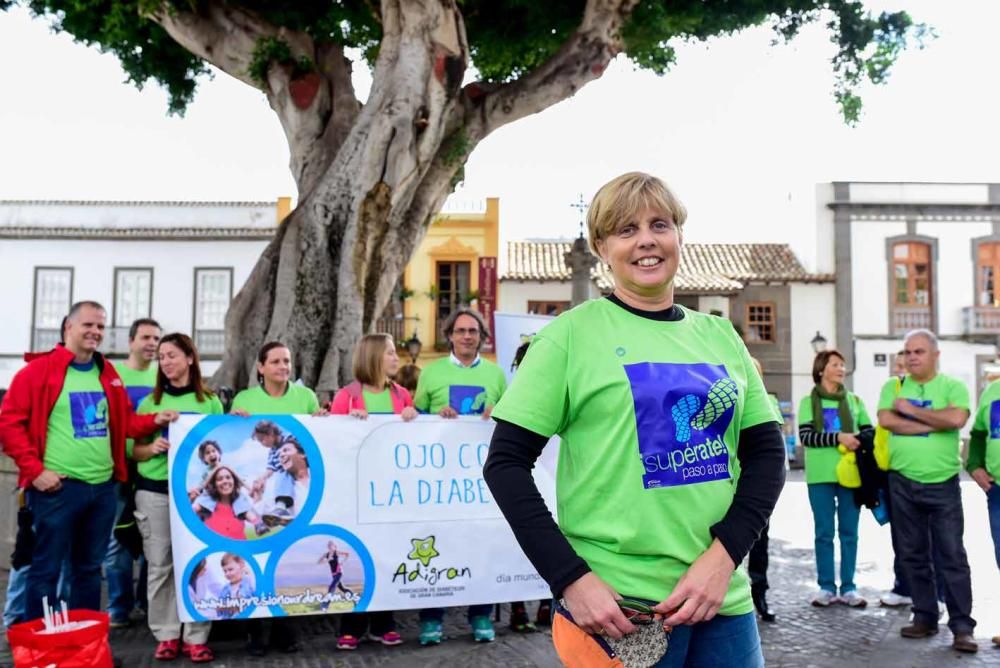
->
[565, 235, 597, 307]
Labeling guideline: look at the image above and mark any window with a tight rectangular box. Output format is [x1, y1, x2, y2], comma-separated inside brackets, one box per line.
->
[892, 242, 932, 306]
[32, 268, 73, 351]
[193, 268, 232, 355]
[527, 300, 570, 316]
[745, 302, 776, 343]
[977, 242, 1000, 307]
[114, 268, 152, 326]
[435, 261, 470, 339]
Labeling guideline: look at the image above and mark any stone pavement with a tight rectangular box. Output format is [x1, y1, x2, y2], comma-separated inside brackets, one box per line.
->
[1, 474, 998, 667]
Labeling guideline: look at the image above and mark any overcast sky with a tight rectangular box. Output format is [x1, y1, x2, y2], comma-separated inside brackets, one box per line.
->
[1, 1, 998, 271]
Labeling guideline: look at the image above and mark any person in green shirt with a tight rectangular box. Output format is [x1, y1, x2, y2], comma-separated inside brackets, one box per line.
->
[411, 308, 505, 644]
[106, 317, 161, 628]
[484, 172, 785, 667]
[966, 376, 1000, 649]
[133, 333, 222, 664]
[329, 333, 415, 651]
[413, 308, 506, 420]
[796, 349, 873, 609]
[876, 329, 977, 653]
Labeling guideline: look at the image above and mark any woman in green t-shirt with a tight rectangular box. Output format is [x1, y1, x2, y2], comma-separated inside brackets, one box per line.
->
[484, 172, 786, 667]
[134, 333, 222, 663]
[797, 349, 873, 609]
[329, 333, 414, 650]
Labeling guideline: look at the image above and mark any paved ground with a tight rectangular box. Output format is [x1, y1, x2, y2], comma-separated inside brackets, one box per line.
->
[1, 473, 998, 667]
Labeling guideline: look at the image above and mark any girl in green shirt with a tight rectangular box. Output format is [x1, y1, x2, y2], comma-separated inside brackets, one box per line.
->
[797, 349, 873, 609]
[133, 333, 221, 663]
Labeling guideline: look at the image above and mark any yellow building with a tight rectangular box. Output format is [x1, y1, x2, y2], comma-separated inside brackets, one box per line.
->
[397, 197, 499, 362]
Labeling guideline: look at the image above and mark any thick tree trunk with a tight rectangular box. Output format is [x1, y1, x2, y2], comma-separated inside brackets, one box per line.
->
[212, 0, 470, 395]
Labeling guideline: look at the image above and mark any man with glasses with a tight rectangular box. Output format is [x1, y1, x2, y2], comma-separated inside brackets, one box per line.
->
[412, 308, 507, 645]
[876, 329, 977, 653]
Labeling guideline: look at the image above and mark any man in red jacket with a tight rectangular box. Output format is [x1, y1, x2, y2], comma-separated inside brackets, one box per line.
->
[0, 301, 178, 621]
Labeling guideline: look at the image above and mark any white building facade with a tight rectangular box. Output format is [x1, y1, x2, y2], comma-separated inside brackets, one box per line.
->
[0, 199, 286, 386]
[819, 182, 1000, 417]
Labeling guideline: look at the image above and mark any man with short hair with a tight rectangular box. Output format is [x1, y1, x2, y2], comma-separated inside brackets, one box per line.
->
[104, 317, 161, 627]
[877, 329, 977, 653]
[412, 308, 507, 644]
[0, 302, 177, 621]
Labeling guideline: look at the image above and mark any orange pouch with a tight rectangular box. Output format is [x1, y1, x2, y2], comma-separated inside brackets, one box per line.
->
[551, 601, 624, 668]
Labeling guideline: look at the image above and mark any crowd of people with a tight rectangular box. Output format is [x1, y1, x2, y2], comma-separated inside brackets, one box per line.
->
[0, 171, 996, 666]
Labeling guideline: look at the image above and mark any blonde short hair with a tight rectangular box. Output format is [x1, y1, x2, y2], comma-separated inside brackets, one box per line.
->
[586, 172, 687, 256]
[352, 333, 394, 387]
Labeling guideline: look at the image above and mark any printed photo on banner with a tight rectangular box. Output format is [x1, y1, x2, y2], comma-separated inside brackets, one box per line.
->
[182, 418, 314, 540]
[185, 551, 259, 621]
[272, 535, 364, 615]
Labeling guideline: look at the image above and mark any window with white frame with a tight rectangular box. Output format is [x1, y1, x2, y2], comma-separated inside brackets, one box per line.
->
[32, 268, 73, 351]
[194, 268, 232, 355]
[114, 269, 152, 327]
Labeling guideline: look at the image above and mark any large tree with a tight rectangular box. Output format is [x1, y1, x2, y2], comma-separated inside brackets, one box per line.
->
[3, 0, 924, 391]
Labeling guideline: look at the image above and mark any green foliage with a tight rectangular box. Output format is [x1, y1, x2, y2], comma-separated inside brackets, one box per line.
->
[248, 36, 313, 86]
[3, 0, 927, 122]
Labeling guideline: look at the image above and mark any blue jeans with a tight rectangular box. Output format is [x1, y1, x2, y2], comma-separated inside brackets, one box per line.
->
[807, 482, 860, 594]
[3, 563, 71, 628]
[104, 496, 148, 620]
[654, 612, 763, 667]
[888, 472, 975, 634]
[26, 479, 118, 621]
[419, 604, 494, 622]
[987, 483, 1000, 571]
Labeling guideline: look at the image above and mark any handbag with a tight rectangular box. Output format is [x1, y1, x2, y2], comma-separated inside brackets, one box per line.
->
[835, 446, 861, 488]
[7, 609, 113, 668]
[873, 377, 902, 471]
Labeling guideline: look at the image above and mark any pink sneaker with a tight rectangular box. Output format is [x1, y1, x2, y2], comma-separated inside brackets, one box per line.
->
[368, 630, 403, 646]
[336, 635, 359, 650]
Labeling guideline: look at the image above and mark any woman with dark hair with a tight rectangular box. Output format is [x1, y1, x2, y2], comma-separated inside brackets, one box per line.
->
[329, 334, 413, 650]
[134, 333, 222, 663]
[798, 349, 873, 608]
[231, 342, 323, 416]
[192, 466, 261, 540]
[484, 172, 786, 666]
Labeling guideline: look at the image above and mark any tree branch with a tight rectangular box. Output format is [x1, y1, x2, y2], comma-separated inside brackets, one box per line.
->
[466, 0, 638, 140]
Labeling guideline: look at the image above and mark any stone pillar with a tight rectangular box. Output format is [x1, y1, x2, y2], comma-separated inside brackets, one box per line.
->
[565, 235, 597, 307]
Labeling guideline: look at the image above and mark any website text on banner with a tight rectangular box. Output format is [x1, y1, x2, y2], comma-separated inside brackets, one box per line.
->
[166, 415, 557, 621]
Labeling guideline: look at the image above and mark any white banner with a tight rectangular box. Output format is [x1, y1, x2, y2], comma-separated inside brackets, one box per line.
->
[166, 415, 557, 621]
[493, 311, 555, 383]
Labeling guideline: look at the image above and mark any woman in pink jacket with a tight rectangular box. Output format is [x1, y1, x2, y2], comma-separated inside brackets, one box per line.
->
[329, 333, 415, 650]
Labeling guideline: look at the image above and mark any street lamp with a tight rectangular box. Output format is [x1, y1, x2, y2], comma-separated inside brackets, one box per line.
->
[810, 330, 828, 353]
[405, 330, 423, 364]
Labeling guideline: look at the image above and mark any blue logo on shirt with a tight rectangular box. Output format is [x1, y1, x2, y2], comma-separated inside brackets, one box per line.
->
[990, 400, 1000, 440]
[449, 385, 487, 415]
[905, 398, 932, 438]
[69, 391, 109, 438]
[822, 407, 842, 432]
[625, 362, 736, 489]
[126, 385, 153, 409]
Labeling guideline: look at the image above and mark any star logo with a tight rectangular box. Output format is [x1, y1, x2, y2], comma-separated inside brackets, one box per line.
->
[407, 536, 439, 567]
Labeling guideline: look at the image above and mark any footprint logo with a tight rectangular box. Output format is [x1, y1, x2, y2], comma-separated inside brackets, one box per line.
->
[690, 378, 738, 430]
[671, 394, 701, 443]
[671, 378, 738, 443]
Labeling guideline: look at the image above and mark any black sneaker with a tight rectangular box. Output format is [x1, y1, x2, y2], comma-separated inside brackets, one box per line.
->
[510, 603, 535, 633]
[536, 601, 552, 627]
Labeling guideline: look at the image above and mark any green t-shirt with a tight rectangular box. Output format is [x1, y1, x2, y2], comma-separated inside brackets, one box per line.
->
[971, 380, 1000, 480]
[362, 389, 395, 414]
[44, 362, 113, 484]
[797, 392, 871, 484]
[413, 356, 507, 415]
[136, 390, 224, 480]
[114, 362, 158, 409]
[492, 300, 779, 616]
[877, 373, 970, 483]
[231, 383, 320, 415]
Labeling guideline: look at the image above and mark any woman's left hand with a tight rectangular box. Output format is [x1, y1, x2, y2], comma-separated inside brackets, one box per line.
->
[653, 539, 735, 626]
[400, 407, 418, 422]
[312, 407, 330, 416]
[349, 408, 369, 420]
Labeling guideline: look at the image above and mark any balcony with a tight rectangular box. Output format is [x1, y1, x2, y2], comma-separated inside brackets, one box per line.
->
[891, 307, 932, 335]
[374, 316, 420, 344]
[963, 306, 1000, 335]
[194, 329, 226, 357]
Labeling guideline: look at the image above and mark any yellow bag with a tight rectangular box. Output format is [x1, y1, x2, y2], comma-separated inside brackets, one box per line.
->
[835, 446, 861, 488]
[873, 376, 902, 472]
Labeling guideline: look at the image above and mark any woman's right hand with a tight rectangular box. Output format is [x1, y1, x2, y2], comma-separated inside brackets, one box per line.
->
[150, 437, 171, 455]
[837, 432, 860, 451]
[349, 408, 369, 420]
[561, 572, 635, 639]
